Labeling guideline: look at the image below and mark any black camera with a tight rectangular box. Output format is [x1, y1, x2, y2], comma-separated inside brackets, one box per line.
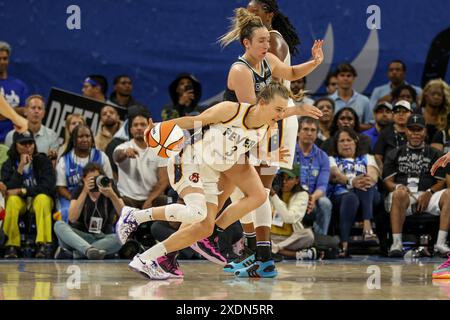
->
[90, 175, 111, 191]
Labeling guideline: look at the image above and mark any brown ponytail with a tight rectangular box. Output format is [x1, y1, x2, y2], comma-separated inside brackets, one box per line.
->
[219, 8, 266, 48]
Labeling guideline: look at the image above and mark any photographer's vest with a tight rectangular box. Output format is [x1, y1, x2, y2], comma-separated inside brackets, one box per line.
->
[63, 149, 103, 192]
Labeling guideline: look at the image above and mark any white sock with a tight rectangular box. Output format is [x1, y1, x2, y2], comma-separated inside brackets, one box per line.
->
[140, 242, 167, 262]
[133, 208, 153, 224]
[393, 233, 402, 247]
[437, 230, 448, 246]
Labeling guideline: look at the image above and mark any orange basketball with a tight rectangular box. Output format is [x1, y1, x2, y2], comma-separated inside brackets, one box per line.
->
[146, 121, 185, 158]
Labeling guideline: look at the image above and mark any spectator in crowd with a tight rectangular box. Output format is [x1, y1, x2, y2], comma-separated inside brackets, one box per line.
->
[0, 41, 29, 142]
[431, 114, 450, 153]
[5, 95, 59, 160]
[114, 111, 168, 209]
[105, 105, 150, 179]
[54, 163, 123, 260]
[82, 75, 108, 102]
[95, 105, 122, 152]
[321, 107, 371, 155]
[1, 131, 55, 259]
[416, 79, 450, 144]
[329, 63, 372, 130]
[325, 71, 338, 95]
[295, 117, 332, 235]
[391, 84, 418, 109]
[108, 75, 146, 109]
[328, 128, 381, 257]
[314, 97, 335, 146]
[290, 77, 314, 107]
[57, 114, 86, 159]
[362, 101, 393, 151]
[56, 125, 113, 223]
[269, 165, 316, 260]
[374, 100, 412, 172]
[383, 114, 450, 257]
[161, 73, 202, 120]
[369, 60, 422, 110]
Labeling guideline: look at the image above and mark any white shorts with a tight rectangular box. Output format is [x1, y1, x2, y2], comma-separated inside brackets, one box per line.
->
[167, 147, 203, 194]
[385, 189, 445, 216]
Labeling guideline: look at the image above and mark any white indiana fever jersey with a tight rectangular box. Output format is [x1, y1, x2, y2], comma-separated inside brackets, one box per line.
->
[196, 102, 270, 172]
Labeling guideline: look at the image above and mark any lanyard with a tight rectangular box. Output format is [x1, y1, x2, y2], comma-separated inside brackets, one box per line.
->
[296, 147, 314, 192]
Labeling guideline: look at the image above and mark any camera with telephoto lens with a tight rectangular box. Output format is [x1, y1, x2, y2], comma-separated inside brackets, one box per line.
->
[90, 175, 111, 191]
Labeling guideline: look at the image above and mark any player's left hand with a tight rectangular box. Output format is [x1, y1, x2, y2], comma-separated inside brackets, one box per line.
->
[144, 118, 155, 146]
[311, 40, 324, 66]
[298, 104, 323, 119]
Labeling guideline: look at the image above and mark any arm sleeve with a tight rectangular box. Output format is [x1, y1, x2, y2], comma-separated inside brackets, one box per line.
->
[270, 192, 308, 224]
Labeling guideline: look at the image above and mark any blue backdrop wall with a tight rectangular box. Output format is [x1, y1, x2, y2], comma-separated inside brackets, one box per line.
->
[1, 0, 449, 120]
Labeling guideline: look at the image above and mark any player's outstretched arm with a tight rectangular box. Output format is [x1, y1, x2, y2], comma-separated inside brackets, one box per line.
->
[0, 95, 28, 133]
[283, 103, 323, 120]
[269, 40, 324, 82]
[168, 101, 240, 130]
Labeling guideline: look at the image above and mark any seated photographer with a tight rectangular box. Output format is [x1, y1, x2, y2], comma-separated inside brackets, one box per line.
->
[56, 124, 113, 223]
[270, 166, 316, 260]
[328, 128, 381, 257]
[53, 163, 124, 260]
[384, 114, 450, 257]
[1, 131, 55, 259]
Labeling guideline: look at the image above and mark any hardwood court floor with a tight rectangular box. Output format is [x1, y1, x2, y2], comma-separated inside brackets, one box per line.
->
[0, 256, 449, 300]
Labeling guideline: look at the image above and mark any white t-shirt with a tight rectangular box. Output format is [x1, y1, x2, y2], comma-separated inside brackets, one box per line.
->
[56, 150, 113, 187]
[114, 140, 168, 201]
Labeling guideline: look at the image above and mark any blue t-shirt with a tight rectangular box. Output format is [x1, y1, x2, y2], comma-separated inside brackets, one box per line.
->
[295, 144, 330, 194]
[328, 154, 373, 196]
[0, 76, 29, 142]
[0, 76, 29, 108]
[362, 126, 380, 151]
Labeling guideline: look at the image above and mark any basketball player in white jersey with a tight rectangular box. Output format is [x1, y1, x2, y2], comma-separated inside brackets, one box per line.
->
[116, 82, 322, 279]
[216, 6, 323, 275]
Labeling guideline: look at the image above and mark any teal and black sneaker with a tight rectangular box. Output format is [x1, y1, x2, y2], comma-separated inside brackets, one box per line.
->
[223, 247, 255, 273]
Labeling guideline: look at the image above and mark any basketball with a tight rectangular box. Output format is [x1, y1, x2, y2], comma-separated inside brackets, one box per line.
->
[146, 121, 185, 158]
